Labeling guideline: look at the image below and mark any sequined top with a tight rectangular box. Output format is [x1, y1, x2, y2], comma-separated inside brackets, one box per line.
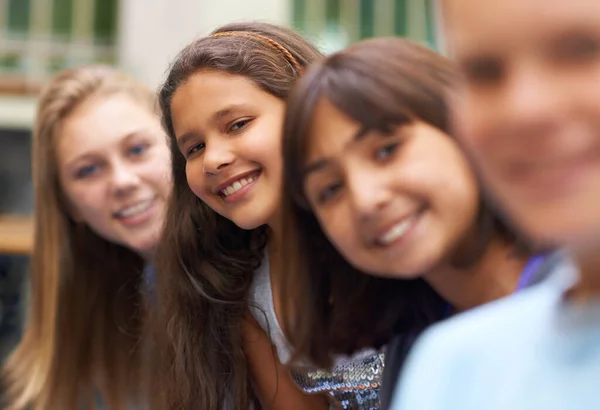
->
[249, 257, 385, 409]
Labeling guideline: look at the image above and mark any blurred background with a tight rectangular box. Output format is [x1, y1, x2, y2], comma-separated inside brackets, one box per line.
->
[0, 0, 438, 360]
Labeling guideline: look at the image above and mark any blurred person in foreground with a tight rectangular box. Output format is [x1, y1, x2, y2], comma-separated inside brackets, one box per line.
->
[391, 1, 600, 409]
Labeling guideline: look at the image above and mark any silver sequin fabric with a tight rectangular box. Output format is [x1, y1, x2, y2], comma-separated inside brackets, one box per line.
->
[249, 258, 385, 409]
[290, 351, 385, 410]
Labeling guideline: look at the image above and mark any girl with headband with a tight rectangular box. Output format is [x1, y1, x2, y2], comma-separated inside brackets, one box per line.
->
[146, 22, 387, 410]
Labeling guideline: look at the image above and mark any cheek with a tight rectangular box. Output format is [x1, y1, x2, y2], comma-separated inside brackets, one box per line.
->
[451, 92, 495, 155]
[144, 161, 172, 197]
[444, 153, 479, 212]
[264, 143, 283, 176]
[248, 120, 283, 171]
[315, 206, 357, 256]
[581, 85, 600, 128]
[413, 142, 480, 217]
[64, 184, 106, 223]
[185, 160, 208, 201]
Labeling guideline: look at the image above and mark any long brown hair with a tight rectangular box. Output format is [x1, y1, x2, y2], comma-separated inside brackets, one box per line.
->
[280, 37, 522, 368]
[2, 65, 155, 410]
[147, 22, 323, 410]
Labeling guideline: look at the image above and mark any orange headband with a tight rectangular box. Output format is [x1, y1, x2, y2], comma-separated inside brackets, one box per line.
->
[210, 31, 304, 73]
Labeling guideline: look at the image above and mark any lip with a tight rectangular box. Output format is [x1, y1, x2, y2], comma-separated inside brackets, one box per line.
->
[113, 197, 158, 226]
[221, 176, 260, 204]
[368, 207, 425, 248]
[212, 169, 262, 194]
[113, 197, 156, 217]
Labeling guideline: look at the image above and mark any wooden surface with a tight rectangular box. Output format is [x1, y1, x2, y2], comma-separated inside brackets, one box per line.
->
[0, 214, 33, 255]
[0, 76, 42, 96]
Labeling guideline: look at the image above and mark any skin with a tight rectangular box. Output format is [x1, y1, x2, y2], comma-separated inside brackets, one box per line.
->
[171, 70, 329, 410]
[444, 0, 600, 299]
[173, 70, 284, 231]
[57, 93, 171, 258]
[301, 97, 527, 313]
[303, 97, 480, 279]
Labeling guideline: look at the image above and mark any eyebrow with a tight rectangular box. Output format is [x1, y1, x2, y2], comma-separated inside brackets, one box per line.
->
[176, 103, 250, 149]
[302, 126, 370, 178]
[64, 130, 147, 169]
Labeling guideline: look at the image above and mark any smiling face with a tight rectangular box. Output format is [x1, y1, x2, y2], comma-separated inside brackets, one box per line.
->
[302, 98, 480, 278]
[56, 93, 171, 257]
[445, 0, 600, 247]
[171, 70, 285, 230]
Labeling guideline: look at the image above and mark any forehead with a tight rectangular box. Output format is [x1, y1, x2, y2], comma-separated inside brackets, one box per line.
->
[306, 97, 361, 161]
[57, 94, 156, 153]
[443, 0, 600, 56]
[171, 71, 264, 116]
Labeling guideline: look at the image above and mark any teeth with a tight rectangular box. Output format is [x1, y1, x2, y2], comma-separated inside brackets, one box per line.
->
[377, 215, 417, 245]
[116, 200, 153, 218]
[221, 175, 257, 196]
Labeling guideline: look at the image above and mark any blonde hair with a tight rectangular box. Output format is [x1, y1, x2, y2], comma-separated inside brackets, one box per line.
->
[3, 65, 156, 410]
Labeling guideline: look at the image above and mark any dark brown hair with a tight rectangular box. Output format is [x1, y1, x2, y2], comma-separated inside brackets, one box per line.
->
[280, 37, 522, 368]
[146, 22, 323, 410]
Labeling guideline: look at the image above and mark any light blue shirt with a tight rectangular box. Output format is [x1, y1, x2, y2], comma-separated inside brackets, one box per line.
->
[391, 261, 600, 410]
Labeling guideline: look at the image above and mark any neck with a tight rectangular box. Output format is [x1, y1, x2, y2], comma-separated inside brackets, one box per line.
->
[139, 246, 154, 262]
[424, 237, 528, 313]
[568, 245, 600, 303]
[267, 206, 283, 252]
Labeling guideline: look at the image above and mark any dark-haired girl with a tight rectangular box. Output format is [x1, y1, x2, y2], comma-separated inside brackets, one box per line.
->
[279, 37, 563, 408]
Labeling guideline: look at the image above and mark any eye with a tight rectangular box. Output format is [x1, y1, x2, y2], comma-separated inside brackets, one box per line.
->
[128, 143, 149, 157]
[553, 35, 600, 63]
[375, 142, 399, 161]
[74, 164, 99, 179]
[461, 57, 505, 87]
[316, 182, 343, 205]
[186, 142, 206, 158]
[227, 118, 252, 133]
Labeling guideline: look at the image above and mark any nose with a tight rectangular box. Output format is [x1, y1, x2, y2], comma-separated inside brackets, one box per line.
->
[346, 169, 392, 221]
[202, 140, 235, 175]
[110, 162, 140, 196]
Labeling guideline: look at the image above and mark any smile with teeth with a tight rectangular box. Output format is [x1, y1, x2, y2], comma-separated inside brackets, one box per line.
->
[220, 174, 259, 197]
[114, 199, 154, 219]
[376, 212, 420, 246]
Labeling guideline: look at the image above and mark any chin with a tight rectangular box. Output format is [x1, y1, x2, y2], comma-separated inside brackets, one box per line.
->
[229, 211, 270, 231]
[232, 220, 265, 230]
[368, 259, 433, 280]
[375, 268, 425, 280]
[128, 235, 159, 259]
[349, 259, 401, 280]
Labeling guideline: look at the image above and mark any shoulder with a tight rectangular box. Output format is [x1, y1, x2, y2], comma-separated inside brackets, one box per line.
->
[418, 253, 576, 350]
[389, 263, 576, 410]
